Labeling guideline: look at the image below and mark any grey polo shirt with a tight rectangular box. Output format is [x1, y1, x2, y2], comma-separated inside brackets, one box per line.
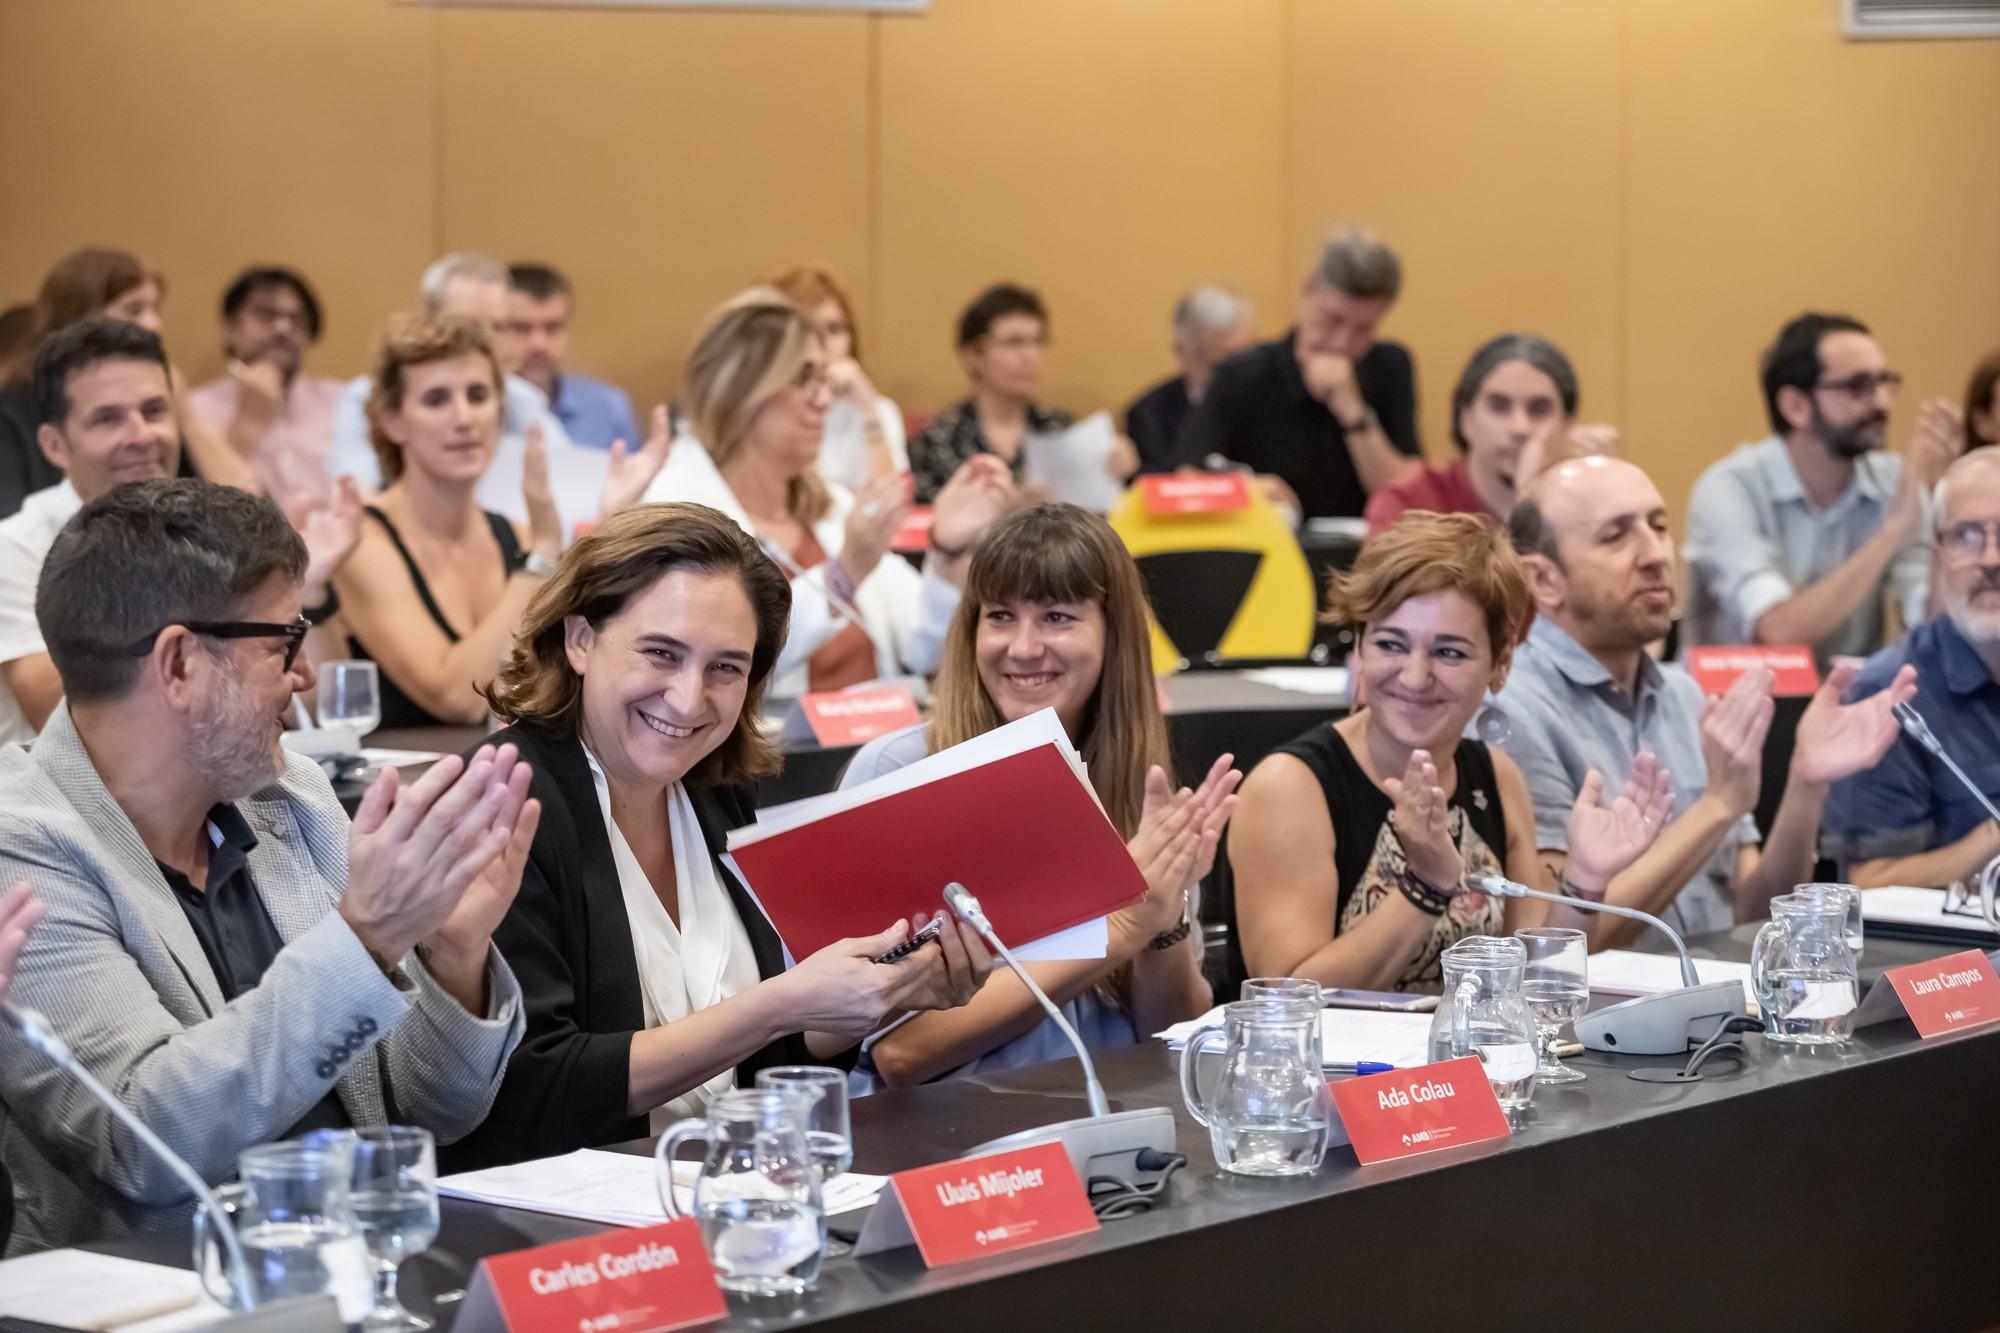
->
[1484, 616, 1759, 938]
[1683, 436, 1927, 664]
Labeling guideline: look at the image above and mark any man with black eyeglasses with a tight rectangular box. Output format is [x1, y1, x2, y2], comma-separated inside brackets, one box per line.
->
[1684, 311, 1963, 665]
[0, 475, 536, 1252]
[1828, 450, 2000, 889]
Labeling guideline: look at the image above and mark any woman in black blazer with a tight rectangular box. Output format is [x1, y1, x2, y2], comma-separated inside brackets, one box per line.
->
[444, 502, 989, 1171]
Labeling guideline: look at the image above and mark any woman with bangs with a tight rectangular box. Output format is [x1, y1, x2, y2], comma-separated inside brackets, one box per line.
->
[447, 502, 992, 1169]
[1227, 512, 1671, 993]
[642, 288, 1013, 701]
[841, 502, 1236, 1091]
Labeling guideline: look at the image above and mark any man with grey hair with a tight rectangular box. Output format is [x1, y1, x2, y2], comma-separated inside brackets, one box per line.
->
[327, 251, 576, 493]
[1826, 449, 2000, 887]
[1173, 230, 1420, 520]
[1123, 285, 1252, 471]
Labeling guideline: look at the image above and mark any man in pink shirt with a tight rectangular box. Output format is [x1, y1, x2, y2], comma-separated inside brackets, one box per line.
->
[186, 266, 342, 508]
[1365, 332, 1614, 538]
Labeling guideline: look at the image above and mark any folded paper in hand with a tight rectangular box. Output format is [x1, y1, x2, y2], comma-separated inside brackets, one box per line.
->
[727, 708, 1145, 958]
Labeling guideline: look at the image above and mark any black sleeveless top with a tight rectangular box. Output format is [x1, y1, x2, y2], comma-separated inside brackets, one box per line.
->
[348, 505, 523, 730]
[1220, 725, 1509, 995]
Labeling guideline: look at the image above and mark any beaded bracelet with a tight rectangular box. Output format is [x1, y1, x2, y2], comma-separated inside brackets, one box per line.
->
[1396, 865, 1456, 917]
[1558, 871, 1607, 903]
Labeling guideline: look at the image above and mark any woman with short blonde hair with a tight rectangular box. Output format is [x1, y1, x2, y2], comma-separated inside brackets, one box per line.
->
[840, 503, 1232, 1091]
[641, 287, 1014, 700]
[447, 501, 993, 1169]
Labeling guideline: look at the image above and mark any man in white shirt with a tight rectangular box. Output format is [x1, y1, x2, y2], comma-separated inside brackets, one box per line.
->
[0, 318, 181, 744]
[328, 252, 577, 508]
[1684, 312, 1961, 665]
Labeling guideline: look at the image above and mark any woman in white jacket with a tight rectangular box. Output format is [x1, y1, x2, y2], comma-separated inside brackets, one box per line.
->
[642, 288, 1014, 700]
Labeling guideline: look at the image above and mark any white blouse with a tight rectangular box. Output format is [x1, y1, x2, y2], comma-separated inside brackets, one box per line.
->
[583, 746, 764, 1129]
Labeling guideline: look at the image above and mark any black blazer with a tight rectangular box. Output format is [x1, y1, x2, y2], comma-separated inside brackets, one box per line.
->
[441, 721, 819, 1171]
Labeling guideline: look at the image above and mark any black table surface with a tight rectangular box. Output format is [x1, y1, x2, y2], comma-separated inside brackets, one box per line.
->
[93, 928, 2000, 1331]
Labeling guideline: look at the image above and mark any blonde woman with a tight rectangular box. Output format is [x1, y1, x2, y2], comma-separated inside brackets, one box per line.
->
[840, 503, 1234, 1090]
[642, 288, 1014, 698]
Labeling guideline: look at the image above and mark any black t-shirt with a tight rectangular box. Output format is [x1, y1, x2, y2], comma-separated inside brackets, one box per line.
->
[1172, 332, 1419, 520]
[0, 384, 63, 521]
[1123, 374, 1193, 473]
[159, 804, 352, 1139]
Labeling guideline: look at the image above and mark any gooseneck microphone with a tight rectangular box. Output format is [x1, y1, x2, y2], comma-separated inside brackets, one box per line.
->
[1471, 874, 1700, 988]
[943, 883, 1110, 1116]
[1468, 873, 1746, 1058]
[1895, 701, 2000, 825]
[940, 883, 1176, 1196]
[2, 1001, 253, 1310]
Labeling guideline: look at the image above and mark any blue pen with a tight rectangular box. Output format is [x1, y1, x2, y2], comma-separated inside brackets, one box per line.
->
[1324, 1061, 1396, 1076]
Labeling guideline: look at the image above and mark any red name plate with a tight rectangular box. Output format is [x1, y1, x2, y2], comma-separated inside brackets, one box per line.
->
[798, 686, 921, 747]
[1329, 1056, 1512, 1166]
[890, 506, 934, 553]
[1882, 948, 2000, 1037]
[1140, 473, 1251, 516]
[852, 1140, 1098, 1267]
[1685, 645, 1820, 697]
[453, 1220, 725, 1333]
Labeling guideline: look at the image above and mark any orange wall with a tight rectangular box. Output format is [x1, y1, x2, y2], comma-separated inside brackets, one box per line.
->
[1, 0, 1995, 520]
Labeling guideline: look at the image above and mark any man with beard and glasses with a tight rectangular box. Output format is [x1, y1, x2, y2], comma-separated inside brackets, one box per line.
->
[0, 477, 535, 1251]
[1487, 457, 1915, 942]
[1827, 451, 2000, 888]
[1684, 312, 1961, 665]
[186, 266, 345, 509]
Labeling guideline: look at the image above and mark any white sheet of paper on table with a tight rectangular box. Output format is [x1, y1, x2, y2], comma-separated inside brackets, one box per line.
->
[438, 1147, 886, 1228]
[1860, 886, 1995, 934]
[1585, 950, 1753, 997]
[1239, 667, 1352, 697]
[0, 1247, 207, 1328]
[1022, 411, 1124, 513]
[1158, 1005, 1434, 1067]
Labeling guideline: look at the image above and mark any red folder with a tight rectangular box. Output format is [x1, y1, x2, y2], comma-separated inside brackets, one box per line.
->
[729, 744, 1146, 958]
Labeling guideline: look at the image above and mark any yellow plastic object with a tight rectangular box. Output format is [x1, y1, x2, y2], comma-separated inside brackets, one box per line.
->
[1108, 483, 1316, 673]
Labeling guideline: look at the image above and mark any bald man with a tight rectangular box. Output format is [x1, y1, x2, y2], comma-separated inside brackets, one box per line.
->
[1487, 456, 1914, 943]
[1826, 450, 2000, 888]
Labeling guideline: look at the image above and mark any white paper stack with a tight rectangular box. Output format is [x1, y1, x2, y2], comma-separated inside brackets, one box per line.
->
[0, 1249, 209, 1330]
[1586, 950, 1753, 997]
[438, 1147, 886, 1225]
[1158, 1005, 1435, 1068]
[1861, 886, 1998, 938]
[1022, 411, 1125, 512]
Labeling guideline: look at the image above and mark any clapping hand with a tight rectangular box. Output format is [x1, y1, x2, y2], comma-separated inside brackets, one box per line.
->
[598, 405, 673, 517]
[1563, 752, 1674, 895]
[1124, 754, 1242, 939]
[521, 423, 564, 558]
[288, 476, 364, 603]
[1792, 661, 1918, 785]
[0, 883, 44, 1006]
[929, 454, 1016, 558]
[1700, 666, 1774, 818]
[840, 472, 912, 584]
[1384, 749, 1465, 891]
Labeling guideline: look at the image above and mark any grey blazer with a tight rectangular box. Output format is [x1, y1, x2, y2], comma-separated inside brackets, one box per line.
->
[0, 706, 525, 1253]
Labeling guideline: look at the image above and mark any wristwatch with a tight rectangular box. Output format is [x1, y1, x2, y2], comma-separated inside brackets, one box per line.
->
[1337, 407, 1373, 434]
[515, 549, 559, 581]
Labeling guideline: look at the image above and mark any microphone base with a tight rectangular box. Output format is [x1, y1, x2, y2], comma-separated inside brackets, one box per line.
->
[967, 1106, 1178, 1188]
[1575, 981, 1747, 1056]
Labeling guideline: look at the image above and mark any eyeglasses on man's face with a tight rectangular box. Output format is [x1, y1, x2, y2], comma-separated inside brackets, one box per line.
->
[1814, 370, 1903, 400]
[125, 616, 311, 672]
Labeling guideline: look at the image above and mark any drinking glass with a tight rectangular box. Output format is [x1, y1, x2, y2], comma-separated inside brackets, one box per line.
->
[754, 1067, 851, 1256]
[313, 1127, 439, 1332]
[1241, 976, 1322, 1015]
[1515, 927, 1589, 1085]
[1794, 882, 1864, 960]
[317, 661, 382, 740]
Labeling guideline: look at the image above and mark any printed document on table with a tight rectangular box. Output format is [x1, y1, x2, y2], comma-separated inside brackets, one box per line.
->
[1023, 411, 1124, 513]
[1587, 950, 1752, 996]
[1158, 1006, 1433, 1067]
[439, 1147, 886, 1225]
[1861, 886, 1996, 935]
[0, 1248, 206, 1328]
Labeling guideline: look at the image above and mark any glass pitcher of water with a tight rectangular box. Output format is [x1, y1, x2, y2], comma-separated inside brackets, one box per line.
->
[1428, 935, 1539, 1112]
[1751, 891, 1859, 1045]
[1178, 998, 1333, 1177]
[658, 1087, 825, 1295]
[191, 1138, 375, 1323]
